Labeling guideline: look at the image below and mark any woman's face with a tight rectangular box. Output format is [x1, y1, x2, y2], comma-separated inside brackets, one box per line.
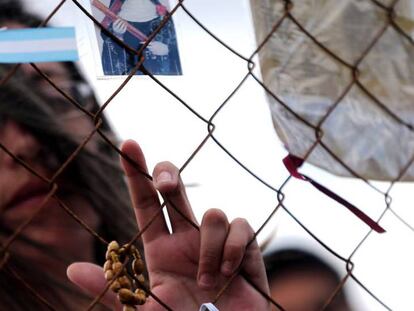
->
[0, 20, 101, 269]
[0, 117, 100, 271]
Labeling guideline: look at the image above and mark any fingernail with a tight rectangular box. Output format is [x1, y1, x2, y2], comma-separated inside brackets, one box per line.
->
[157, 171, 172, 184]
[199, 273, 216, 289]
[221, 261, 234, 276]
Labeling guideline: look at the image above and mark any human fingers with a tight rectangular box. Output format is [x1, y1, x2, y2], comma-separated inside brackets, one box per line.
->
[224, 219, 269, 293]
[67, 262, 121, 310]
[120, 21, 128, 33]
[220, 218, 254, 277]
[120, 140, 169, 243]
[197, 209, 229, 290]
[153, 162, 198, 233]
[113, 19, 121, 27]
[113, 19, 127, 34]
[114, 18, 126, 27]
[113, 19, 122, 31]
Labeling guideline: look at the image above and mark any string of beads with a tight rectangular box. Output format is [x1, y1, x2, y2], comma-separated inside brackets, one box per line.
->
[104, 241, 147, 311]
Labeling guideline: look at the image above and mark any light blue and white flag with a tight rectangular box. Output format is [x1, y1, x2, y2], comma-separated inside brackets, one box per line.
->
[0, 27, 78, 63]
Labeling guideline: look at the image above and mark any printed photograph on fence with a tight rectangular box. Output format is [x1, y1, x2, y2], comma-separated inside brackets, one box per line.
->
[90, 0, 182, 77]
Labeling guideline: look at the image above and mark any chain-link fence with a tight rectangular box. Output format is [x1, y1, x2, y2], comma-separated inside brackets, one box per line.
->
[1, 0, 414, 310]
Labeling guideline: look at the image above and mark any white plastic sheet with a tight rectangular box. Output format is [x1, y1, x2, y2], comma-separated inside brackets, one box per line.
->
[251, 0, 414, 181]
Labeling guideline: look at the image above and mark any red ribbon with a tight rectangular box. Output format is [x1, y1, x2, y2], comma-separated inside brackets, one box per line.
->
[283, 154, 385, 233]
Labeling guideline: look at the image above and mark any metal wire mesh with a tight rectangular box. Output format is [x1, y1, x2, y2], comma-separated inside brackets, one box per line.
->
[1, 0, 414, 310]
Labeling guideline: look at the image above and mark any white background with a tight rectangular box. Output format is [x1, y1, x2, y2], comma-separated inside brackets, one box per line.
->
[21, 1, 414, 310]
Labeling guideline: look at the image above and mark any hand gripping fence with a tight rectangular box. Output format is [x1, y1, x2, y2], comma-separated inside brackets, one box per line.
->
[1, 0, 414, 310]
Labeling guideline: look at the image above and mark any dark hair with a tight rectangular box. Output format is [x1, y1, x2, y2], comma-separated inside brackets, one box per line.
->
[264, 248, 341, 281]
[0, 2, 40, 27]
[0, 3, 100, 115]
[0, 65, 138, 310]
[0, 0, 23, 18]
[0, 8, 140, 309]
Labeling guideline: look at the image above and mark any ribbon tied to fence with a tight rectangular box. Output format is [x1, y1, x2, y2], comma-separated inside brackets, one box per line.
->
[283, 154, 386, 234]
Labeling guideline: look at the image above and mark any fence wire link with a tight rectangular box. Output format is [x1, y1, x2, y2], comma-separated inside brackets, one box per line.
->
[1, 0, 413, 310]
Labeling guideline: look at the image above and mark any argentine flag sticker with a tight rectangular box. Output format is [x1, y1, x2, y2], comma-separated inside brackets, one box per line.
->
[0, 27, 79, 63]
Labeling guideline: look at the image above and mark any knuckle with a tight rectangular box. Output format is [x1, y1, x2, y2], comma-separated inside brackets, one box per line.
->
[137, 195, 157, 211]
[200, 248, 219, 267]
[225, 243, 244, 259]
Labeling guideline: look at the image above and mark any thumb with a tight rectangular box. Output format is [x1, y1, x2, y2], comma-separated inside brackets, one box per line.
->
[67, 262, 121, 309]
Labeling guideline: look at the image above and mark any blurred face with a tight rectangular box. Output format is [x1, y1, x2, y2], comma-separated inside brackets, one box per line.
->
[0, 16, 101, 266]
[20, 61, 76, 99]
[270, 270, 350, 311]
[0, 118, 100, 271]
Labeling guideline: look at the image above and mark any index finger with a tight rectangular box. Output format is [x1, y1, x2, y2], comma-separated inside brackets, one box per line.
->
[120, 140, 169, 243]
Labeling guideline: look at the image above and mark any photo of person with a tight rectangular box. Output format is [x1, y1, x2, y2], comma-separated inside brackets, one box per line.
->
[91, 0, 182, 76]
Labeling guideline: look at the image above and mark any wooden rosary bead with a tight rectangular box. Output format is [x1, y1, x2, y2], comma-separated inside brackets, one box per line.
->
[112, 261, 124, 275]
[110, 280, 121, 292]
[103, 260, 112, 272]
[135, 274, 145, 285]
[118, 275, 132, 289]
[104, 241, 147, 308]
[105, 250, 119, 261]
[108, 241, 120, 252]
[132, 259, 145, 275]
[104, 270, 114, 281]
[134, 289, 146, 304]
[118, 288, 137, 305]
